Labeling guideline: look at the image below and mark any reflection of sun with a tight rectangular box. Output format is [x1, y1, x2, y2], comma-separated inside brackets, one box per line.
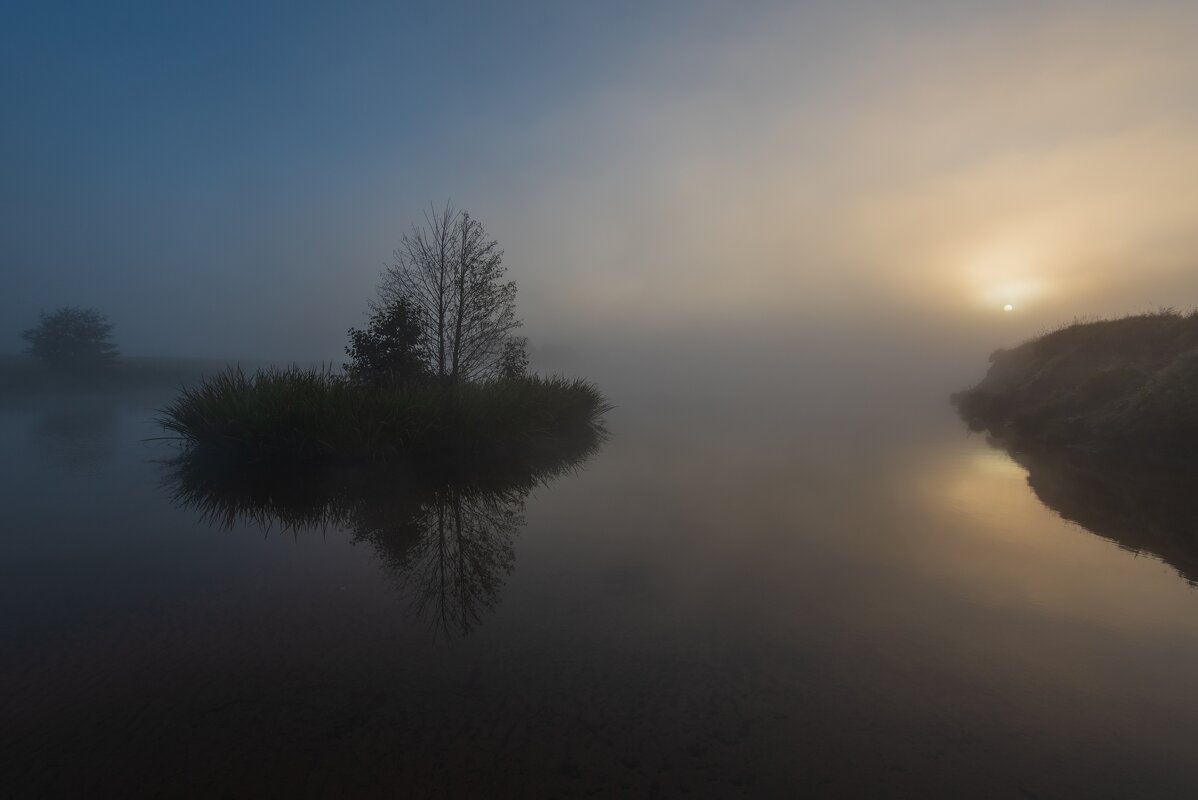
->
[1003, 303, 1014, 312]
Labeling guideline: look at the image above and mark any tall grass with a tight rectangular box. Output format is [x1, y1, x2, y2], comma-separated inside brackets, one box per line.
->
[158, 366, 610, 464]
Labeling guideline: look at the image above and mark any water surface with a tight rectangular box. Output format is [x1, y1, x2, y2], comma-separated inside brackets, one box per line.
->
[3, 380, 1198, 798]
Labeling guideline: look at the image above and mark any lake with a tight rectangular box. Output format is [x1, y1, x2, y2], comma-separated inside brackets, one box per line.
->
[4, 372, 1198, 798]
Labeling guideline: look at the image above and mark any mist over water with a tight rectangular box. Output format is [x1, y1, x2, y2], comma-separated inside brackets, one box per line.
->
[5, 351, 1198, 796]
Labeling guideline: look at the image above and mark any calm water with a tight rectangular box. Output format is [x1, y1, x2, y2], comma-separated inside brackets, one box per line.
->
[4, 379, 1198, 798]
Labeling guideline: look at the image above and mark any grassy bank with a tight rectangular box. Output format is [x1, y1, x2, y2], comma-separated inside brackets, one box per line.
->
[158, 367, 610, 464]
[0, 354, 248, 398]
[953, 311, 1198, 453]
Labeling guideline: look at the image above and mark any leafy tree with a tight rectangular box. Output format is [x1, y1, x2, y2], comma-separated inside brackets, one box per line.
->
[344, 296, 430, 386]
[22, 306, 119, 369]
[378, 205, 524, 382]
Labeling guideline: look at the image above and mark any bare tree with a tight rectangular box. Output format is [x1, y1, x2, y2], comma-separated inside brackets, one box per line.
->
[378, 204, 523, 383]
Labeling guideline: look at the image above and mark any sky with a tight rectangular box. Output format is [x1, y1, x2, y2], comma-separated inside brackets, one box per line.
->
[4, 0, 1198, 381]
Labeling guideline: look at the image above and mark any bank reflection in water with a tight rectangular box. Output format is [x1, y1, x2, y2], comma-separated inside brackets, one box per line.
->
[990, 437, 1198, 587]
[167, 433, 603, 636]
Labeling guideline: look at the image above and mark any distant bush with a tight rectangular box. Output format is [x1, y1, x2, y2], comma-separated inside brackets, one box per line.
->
[158, 367, 610, 465]
[22, 306, 118, 370]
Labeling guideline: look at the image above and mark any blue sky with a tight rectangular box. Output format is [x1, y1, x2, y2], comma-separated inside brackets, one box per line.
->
[2, 1, 740, 356]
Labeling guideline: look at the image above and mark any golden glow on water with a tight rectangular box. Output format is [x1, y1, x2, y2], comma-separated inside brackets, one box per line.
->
[929, 447, 1045, 539]
[902, 437, 1198, 633]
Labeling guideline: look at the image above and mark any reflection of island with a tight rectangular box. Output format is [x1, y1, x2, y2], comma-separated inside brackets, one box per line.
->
[987, 436, 1198, 586]
[168, 432, 602, 636]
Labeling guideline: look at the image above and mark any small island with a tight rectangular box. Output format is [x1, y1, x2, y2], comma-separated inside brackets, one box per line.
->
[953, 310, 1198, 456]
[159, 206, 610, 466]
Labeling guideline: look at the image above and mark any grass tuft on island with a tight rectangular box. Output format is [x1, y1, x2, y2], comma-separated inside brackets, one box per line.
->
[158, 367, 611, 465]
[953, 310, 1198, 455]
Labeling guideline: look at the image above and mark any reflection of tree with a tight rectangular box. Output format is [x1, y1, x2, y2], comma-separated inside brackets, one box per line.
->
[386, 487, 521, 635]
[990, 437, 1198, 586]
[167, 432, 601, 636]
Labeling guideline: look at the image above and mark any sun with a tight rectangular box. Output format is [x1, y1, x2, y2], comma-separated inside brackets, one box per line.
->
[1003, 303, 1014, 312]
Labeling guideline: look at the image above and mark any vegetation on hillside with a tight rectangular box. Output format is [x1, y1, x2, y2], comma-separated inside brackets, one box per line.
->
[953, 310, 1198, 453]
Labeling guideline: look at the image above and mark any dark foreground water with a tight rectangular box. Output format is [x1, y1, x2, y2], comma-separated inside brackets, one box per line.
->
[4, 381, 1198, 798]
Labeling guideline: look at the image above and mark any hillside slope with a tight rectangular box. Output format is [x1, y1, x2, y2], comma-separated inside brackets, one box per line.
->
[953, 311, 1198, 453]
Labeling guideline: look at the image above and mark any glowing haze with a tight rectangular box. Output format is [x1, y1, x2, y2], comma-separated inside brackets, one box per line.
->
[3, 0, 1197, 369]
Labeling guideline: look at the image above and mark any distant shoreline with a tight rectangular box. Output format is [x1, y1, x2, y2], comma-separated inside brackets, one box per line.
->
[0, 354, 318, 398]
